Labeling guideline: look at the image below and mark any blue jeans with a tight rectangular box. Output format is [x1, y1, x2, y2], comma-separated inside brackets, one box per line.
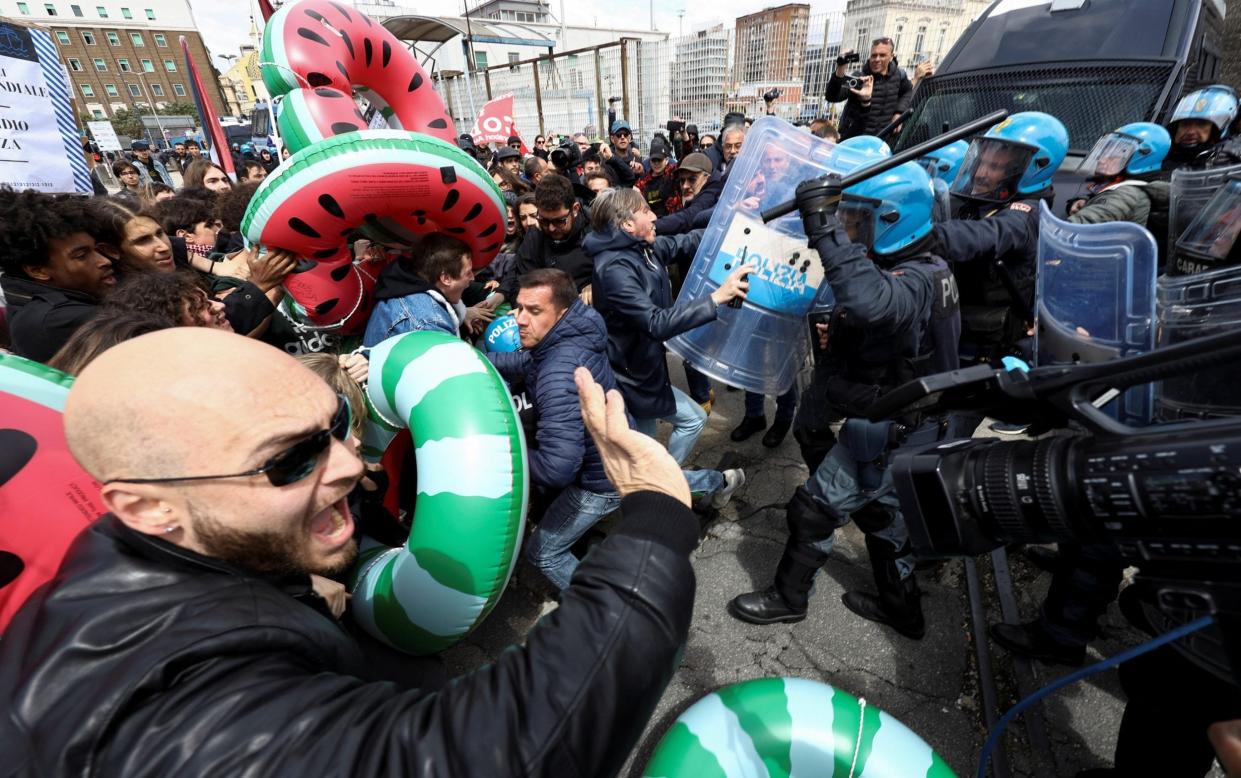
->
[528, 469, 725, 590]
[634, 385, 708, 464]
[743, 388, 797, 422]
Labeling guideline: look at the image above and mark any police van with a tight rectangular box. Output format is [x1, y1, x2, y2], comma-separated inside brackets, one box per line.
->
[895, 0, 1227, 208]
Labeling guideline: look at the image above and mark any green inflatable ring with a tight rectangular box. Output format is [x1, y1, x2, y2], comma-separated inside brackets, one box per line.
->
[348, 330, 528, 655]
[644, 677, 957, 778]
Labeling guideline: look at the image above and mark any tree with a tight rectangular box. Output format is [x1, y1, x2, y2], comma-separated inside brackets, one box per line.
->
[161, 101, 200, 117]
[107, 108, 148, 139]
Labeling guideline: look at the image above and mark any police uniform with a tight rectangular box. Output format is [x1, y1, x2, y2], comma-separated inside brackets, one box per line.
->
[729, 162, 960, 638]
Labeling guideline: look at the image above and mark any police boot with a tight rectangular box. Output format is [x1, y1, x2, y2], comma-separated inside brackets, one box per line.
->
[841, 535, 925, 640]
[727, 542, 826, 625]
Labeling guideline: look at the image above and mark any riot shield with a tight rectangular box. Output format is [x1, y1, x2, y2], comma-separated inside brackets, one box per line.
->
[1168, 161, 1241, 267]
[1035, 201, 1158, 425]
[1155, 264, 1241, 420]
[666, 116, 852, 395]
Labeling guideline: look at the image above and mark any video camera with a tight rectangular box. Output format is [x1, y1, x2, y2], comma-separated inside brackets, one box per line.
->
[763, 88, 781, 103]
[837, 51, 861, 67]
[869, 328, 1241, 679]
[549, 138, 582, 171]
[666, 119, 686, 135]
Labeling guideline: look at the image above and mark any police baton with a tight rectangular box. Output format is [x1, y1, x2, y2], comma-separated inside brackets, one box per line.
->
[760, 109, 1010, 223]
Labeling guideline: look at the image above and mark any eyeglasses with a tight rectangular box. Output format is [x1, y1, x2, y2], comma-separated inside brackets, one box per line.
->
[106, 394, 352, 488]
[537, 211, 574, 227]
[614, 131, 631, 139]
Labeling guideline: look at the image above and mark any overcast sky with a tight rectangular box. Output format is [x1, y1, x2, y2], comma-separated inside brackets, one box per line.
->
[190, 0, 849, 69]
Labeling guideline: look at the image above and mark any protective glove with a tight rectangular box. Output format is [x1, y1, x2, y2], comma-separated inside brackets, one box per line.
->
[795, 174, 844, 244]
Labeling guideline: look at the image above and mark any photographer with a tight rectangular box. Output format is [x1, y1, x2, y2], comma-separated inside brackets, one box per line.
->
[826, 37, 912, 141]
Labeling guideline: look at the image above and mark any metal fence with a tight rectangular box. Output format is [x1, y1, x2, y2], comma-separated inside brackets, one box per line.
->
[431, 10, 979, 149]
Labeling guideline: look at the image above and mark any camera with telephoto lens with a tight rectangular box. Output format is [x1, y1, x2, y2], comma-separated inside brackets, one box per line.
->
[868, 329, 1241, 680]
[667, 119, 686, 135]
[549, 138, 581, 171]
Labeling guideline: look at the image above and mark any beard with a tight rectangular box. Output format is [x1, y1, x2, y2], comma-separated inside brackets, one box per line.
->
[188, 501, 357, 577]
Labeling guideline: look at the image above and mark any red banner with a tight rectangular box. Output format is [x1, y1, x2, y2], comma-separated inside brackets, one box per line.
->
[471, 95, 529, 153]
[180, 35, 235, 177]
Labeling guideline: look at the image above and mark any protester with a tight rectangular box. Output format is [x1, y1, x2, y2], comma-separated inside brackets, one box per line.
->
[129, 139, 175, 188]
[488, 269, 744, 590]
[363, 233, 494, 346]
[584, 172, 611, 197]
[183, 159, 234, 193]
[524, 156, 550, 187]
[495, 145, 522, 175]
[636, 137, 678, 217]
[46, 310, 172, 375]
[0, 326, 700, 777]
[112, 160, 155, 208]
[90, 199, 175, 275]
[258, 147, 279, 172]
[826, 37, 912, 140]
[239, 160, 268, 184]
[492, 166, 531, 196]
[532, 134, 549, 160]
[103, 269, 233, 331]
[150, 195, 222, 262]
[516, 193, 539, 233]
[0, 189, 115, 362]
[490, 175, 595, 307]
[587, 188, 750, 463]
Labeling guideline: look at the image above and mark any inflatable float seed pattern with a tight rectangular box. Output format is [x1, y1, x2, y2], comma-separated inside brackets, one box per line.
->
[241, 130, 508, 269]
[644, 677, 956, 778]
[349, 331, 528, 655]
[261, 0, 455, 150]
[0, 355, 106, 632]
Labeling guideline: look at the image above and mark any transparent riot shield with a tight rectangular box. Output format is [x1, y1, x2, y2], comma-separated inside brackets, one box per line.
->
[1155, 264, 1241, 420]
[1168, 162, 1241, 265]
[666, 116, 855, 395]
[1035, 201, 1158, 425]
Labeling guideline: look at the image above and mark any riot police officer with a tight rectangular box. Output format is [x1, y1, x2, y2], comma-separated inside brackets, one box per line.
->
[918, 139, 968, 224]
[1162, 84, 1240, 172]
[728, 161, 961, 639]
[931, 111, 1069, 367]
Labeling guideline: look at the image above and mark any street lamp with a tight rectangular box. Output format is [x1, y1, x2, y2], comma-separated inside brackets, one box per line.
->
[129, 70, 168, 146]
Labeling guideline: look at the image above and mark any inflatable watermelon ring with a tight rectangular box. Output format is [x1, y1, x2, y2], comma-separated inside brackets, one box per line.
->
[261, 0, 455, 151]
[348, 330, 528, 655]
[644, 677, 957, 778]
[0, 354, 106, 632]
[241, 130, 507, 269]
[278, 259, 368, 330]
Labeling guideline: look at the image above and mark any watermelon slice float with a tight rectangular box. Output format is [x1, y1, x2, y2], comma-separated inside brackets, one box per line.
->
[242, 130, 507, 274]
[261, 0, 456, 152]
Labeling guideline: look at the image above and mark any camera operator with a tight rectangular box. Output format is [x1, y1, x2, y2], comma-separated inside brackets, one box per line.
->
[826, 37, 912, 141]
[603, 120, 645, 187]
[727, 162, 962, 640]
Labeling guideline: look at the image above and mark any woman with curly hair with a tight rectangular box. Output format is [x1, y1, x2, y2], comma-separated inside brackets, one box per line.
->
[102, 269, 233, 332]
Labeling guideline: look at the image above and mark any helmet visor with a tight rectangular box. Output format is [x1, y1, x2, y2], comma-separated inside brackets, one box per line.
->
[1082, 133, 1139, 179]
[1175, 178, 1241, 262]
[838, 195, 878, 248]
[950, 138, 1035, 203]
[916, 156, 941, 178]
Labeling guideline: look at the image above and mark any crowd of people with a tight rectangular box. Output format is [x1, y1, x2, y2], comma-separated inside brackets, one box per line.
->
[2, 31, 1241, 777]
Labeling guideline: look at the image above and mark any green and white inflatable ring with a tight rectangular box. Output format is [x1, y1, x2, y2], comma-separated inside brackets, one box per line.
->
[348, 330, 528, 655]
[644, 677, 957, 778]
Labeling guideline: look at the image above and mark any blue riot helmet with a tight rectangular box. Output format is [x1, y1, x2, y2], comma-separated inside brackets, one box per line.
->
[828, 134, 891, 175]
[1081, 122, 1171, 179]
[1169, 85, 1238, 141]
[950, 112, 1069, 204]
[838, 161, 935, 258]
[917, 140, 968, 183]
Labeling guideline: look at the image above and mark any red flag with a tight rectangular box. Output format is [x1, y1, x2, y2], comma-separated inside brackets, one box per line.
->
[257, 0, 277, 21]
[180, 35, 235, 178]
[471, 95, 529, 154]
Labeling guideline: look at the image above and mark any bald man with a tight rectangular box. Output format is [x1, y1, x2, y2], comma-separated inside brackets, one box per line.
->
[0, 329, 700, 777]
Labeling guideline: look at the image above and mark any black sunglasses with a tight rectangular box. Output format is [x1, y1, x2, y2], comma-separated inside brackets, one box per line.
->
[107, 394, 352, 488]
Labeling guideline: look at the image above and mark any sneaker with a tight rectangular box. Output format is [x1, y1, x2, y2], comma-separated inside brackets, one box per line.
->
[710, 468, 746, 509]
[698, 388, 715, 416]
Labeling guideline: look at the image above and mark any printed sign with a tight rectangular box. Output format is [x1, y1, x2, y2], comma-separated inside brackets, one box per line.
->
[86, 120, 122, 152]
[707, 213, 824, 314]
[0, 21, 90, 193]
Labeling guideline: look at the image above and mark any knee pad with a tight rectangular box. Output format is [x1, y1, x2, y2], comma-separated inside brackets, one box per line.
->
[785, 485, 845, 544]
[852, 502, 893, 534]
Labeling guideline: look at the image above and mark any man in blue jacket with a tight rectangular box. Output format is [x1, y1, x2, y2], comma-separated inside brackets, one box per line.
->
[488, 269, 744, 590]
[587, 189, 751, 464]
[363, 234, 494, 347]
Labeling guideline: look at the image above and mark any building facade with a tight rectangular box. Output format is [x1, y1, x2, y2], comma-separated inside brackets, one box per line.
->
[732, 3, 810, 123]
[217, 18, 268, 119]
[841, 0, 989, 67]
[670, 24, 728, 127]
[2, 0, 226, 125]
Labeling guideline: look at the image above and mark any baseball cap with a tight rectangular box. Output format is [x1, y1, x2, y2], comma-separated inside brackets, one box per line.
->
[678, 152, 713, 176]
[507, 135, 521, 145]
[496, 146, 521, 161]
[130, 140, 150, 151]
[648, 137, 670, 160]
[610, 119, 631, 135]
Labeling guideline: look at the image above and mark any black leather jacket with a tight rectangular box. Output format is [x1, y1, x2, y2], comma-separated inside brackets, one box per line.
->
[0, 493, 697, 777]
